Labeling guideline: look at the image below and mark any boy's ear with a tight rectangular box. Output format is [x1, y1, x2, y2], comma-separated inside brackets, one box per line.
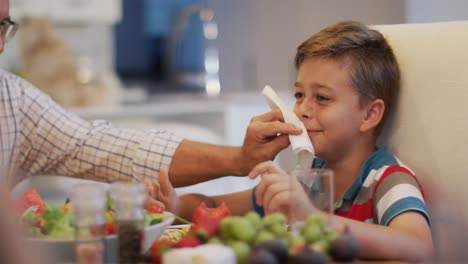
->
[360, 99, 385, 133]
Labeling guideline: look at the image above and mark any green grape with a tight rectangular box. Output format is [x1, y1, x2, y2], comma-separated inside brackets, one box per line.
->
[208, 236, 222, 244]
[303, 224, 322, 244]
[288, 235, 306, 248]
[254, 230, 276, 245]
[244, 211, 261, 227]
[261, 213, 286, 229]
[306, 214, 325, 230]
[226, 240, 251, 264]
[268, 223, 288, 238]
[324, 230, 339, 243]
[313, 239, 330, 255]
[230, 217, 256, 243]
[288, 235, 307, 255]
[220, 217, 235, 240]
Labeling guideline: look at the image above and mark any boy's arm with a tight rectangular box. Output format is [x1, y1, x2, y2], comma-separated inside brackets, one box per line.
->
[328, 211, 433, 262]
[150, 169, 254, 222]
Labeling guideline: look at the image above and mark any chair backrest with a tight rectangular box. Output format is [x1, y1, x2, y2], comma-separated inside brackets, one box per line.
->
[374, 21, 468, 255]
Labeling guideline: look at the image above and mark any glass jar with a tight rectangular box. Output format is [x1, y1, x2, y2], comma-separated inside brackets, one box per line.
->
[110, 182, 146, 263]
[72, 184, 106, 264]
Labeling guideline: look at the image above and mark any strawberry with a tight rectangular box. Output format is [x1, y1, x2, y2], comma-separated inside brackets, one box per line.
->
[173, 235, 201, 248]
[192, 202, 231, 226]
[150, 239, 174, 264]
[189, 216, 220, 240]
[104, 223, 115, 235]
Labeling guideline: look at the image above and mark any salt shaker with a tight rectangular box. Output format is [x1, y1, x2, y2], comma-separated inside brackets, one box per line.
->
[72, 183, 106, 264]
[110, 182, 146, 263]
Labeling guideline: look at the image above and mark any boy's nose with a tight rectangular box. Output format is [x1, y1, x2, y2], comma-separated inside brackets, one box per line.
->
[296, 104, 313, 120]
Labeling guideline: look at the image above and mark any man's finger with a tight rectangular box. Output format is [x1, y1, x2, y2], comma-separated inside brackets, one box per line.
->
[261, 121, 302, 138]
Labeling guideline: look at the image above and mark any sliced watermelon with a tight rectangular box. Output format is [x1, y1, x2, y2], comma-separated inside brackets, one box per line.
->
[16, 187, 46, 215]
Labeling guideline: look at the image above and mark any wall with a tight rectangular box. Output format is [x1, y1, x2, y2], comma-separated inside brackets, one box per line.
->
[406, 0, 468, 23]
[207, 0, 406, 94]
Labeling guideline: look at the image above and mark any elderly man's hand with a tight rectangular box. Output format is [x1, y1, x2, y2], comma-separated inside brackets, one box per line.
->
[237, 110, 302, 175]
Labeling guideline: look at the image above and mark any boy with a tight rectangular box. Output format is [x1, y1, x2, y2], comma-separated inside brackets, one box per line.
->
[154, 21, 434, 262]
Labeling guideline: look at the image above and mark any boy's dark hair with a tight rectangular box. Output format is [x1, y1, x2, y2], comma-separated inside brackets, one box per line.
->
[294, 21, 400, 136]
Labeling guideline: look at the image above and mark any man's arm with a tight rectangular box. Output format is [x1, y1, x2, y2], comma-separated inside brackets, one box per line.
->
[169, 111, 301, 187]
[6, 71, 300, 186]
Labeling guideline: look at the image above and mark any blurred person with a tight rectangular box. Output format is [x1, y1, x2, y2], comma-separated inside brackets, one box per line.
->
[156, 21, 434, 262]
[0, 0, 300, 199]
[423, 181, 468, 263]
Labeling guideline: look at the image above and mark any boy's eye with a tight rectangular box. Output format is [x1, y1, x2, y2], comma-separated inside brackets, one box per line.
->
[294, 92, 304, 99]
[316, 95, 330, 101]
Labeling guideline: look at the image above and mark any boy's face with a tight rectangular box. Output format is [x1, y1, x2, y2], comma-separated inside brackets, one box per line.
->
[293, 57, 367, 161]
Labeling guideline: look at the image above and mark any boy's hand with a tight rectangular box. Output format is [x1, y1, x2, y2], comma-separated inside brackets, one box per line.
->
[144, 168, 180, 215]
[250, 161, 315, 221]
[237, 110, 302, 175]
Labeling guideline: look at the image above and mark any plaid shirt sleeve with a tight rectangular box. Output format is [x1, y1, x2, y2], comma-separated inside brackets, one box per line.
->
[0, 70, 182, 185]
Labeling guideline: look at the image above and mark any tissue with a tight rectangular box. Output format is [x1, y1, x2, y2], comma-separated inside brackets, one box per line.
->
[262, 85, 315, 168]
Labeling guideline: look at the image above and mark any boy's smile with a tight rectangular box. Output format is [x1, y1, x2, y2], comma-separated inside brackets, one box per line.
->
[293, 57, 367, 162]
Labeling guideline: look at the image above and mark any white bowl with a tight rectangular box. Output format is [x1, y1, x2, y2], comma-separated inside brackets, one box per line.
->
[27, 212, 174, 263]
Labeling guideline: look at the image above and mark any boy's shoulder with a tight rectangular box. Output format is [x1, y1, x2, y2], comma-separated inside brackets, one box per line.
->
[361, 147, 418, 189]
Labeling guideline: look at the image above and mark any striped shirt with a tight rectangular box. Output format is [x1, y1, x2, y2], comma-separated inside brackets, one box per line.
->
[333, 148, 429, 225]
[253, 148, 430, 225]
[0, 69, 182, 186]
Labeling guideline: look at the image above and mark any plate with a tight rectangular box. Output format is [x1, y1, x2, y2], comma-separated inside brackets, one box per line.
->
[27, 212, 174, 263]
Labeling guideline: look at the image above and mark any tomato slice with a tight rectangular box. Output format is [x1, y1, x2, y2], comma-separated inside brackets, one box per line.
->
[147, 203, 165, 214]
[16, 188, 46, 215]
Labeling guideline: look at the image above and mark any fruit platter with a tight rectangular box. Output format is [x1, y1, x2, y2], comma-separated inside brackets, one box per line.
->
[149, 202, 360, 264]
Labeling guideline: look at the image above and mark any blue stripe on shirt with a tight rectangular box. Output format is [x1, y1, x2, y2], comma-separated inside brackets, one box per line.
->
[380, 196, 431, 226]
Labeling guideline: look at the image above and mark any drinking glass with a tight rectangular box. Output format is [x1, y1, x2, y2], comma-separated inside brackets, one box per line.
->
[289, 167, 334, 233]
[296, 168, 334, 215]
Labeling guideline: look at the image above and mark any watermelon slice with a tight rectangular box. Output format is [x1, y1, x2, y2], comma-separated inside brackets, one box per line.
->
[16, 187, 46, 215]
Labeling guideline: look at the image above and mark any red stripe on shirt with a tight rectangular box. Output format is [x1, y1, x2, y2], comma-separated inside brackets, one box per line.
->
[372, 166, 424, 198]
[336, 199, 373, 222]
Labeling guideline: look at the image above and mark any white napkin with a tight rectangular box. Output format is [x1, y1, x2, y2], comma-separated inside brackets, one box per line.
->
[262, 85, 315, 168]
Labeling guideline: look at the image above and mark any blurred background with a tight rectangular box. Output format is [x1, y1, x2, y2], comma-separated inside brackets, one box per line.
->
[3, 0, 467, 101]
[3, 0, 467, 192]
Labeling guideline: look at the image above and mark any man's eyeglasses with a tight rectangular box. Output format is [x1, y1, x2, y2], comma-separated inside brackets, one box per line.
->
[0, 17, 18, 42]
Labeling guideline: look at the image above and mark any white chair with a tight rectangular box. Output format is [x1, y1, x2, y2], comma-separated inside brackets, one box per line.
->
[375, 20, 468, 261]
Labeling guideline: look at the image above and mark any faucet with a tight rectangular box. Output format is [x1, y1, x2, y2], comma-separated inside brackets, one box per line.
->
[166, 4, 220, 96]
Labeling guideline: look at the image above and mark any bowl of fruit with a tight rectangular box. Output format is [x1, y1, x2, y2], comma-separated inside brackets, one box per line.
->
[150, 202, 359, 264]
[17, 187, 174, 263]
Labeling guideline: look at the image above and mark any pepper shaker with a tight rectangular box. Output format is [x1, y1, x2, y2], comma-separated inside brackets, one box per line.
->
[110, 182, 146, 263]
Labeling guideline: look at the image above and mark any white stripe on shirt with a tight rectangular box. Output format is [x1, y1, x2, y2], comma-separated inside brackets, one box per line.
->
[376, 183, 424, 222]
